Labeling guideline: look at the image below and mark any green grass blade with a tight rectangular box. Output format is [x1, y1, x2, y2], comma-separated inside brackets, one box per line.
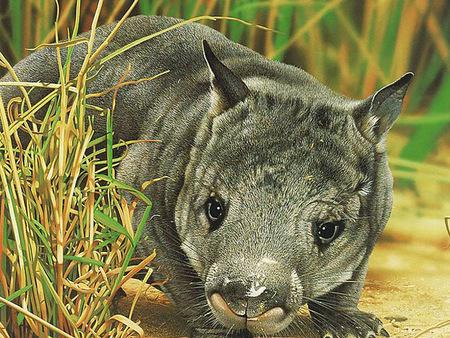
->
[93, 209, 132, 242]
[229, 0, 259, 43]
[378, 0, 403, 77]
[407, 16, 449, 113]
[139, 0, 152, 15]
[106, 109, 113, 178]
[407, 53, 443, 113]
[97, 174, 153, 206]
[97, 205, 152, 325]
[139, 0, 164, 15]
[272, 5, 295, 61]
[183, 0, 199, 18]
[10, 0, 23, 59]
[63, 255, 104, 267]
[111, 206, 152, 292]
[397, 114, 450, 125]
[399, 74, 450, 162]
[0, 285, 32, 310]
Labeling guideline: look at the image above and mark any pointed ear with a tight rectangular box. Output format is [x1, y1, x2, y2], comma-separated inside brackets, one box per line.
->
[202, 40, 250, 111]
[353, 72, 414, 143]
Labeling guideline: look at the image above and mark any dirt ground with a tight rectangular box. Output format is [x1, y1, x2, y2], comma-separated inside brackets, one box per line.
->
[117, 195, 450, 338]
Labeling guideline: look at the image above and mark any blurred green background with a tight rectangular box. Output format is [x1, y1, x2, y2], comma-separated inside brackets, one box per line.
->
[0, 0, 449, 218]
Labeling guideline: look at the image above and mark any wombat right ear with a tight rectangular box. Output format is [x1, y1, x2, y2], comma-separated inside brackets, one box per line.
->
[202, 40, 250, 111]
[352, 72, 414, 144]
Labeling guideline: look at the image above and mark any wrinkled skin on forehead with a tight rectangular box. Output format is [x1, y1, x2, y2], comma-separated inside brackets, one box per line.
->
[183, 93, 375, 274]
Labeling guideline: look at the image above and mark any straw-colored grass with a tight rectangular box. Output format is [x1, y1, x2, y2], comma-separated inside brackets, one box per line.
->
[0, 2, 155, 337]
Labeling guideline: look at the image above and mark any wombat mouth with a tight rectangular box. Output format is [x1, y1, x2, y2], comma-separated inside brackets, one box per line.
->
[208, 293, 293, 334]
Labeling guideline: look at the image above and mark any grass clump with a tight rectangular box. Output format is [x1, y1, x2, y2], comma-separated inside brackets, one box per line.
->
[0, 2, 154, 337]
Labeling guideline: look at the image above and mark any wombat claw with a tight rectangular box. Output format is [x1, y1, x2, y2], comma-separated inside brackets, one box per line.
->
[314, 309, 390, 338]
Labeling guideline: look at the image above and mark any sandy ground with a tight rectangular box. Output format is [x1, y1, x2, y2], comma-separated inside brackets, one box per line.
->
[117, 207, 450, 338]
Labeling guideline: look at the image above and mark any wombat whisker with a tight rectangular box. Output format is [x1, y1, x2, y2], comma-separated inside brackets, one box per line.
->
[305, 297, 357, 323]
[288, 315, 311, 337]
[225, 324, 235, 338]
[170, 301, 213, 329]
[307, 297, 357, 309]
[323, 290, 359, 297]
[308, 279, 360, 284]
[202, 313, 222, 333]
[156, 225, 215, 267]
[297, 267, 361, 281]
[307, 309, 343, 338]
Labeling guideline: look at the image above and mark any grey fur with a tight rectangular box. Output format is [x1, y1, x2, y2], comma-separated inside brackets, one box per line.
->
[0, 16, 413, 337]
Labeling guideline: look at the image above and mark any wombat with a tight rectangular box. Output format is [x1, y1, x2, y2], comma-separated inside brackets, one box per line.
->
[0, 16, 413, 338]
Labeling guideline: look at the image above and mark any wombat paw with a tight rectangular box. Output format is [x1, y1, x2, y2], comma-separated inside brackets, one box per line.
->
[313, 309, 390, 338]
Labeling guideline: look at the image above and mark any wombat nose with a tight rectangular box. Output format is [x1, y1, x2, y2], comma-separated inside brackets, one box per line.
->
[206, 273, 293, 334]
[220, 278, 284, 318]
[208, 292, 288, 334]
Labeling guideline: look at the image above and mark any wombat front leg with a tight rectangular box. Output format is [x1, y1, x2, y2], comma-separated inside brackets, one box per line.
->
[308, 260, 389, 338]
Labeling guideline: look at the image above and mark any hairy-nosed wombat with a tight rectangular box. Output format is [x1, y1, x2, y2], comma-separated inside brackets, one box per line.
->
[0, 16, 413, 338]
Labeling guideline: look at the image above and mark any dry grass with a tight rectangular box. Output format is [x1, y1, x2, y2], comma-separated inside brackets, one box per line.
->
[0, 2, 155, 337]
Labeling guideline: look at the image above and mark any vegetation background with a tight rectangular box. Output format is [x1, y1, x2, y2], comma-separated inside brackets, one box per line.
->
[0, 0, 449, 337]
[1, 0, 449, 202]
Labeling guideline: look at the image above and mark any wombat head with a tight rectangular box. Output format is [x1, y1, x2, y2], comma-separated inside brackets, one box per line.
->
[175, 41, 413, 335]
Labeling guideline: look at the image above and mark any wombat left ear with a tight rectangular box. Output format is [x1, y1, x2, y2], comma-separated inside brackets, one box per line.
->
[353, 72, 414, 144]
[202, 40, 250, 111]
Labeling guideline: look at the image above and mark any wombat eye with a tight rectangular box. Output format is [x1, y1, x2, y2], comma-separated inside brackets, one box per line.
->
[205, 196, 225, 230]
[316, 220, 345, 245]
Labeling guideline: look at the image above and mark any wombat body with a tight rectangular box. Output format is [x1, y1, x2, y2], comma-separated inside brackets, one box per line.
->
[0, 15, 412, 338]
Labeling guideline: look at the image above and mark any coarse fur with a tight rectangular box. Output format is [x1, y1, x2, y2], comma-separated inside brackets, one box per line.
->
[0, 16, 413, 337]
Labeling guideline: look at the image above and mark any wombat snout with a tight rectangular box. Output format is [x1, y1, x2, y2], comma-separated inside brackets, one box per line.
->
[209, 292, 288, 334]
[206, 272, 295, 334]
[219, 277, 284, 317]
